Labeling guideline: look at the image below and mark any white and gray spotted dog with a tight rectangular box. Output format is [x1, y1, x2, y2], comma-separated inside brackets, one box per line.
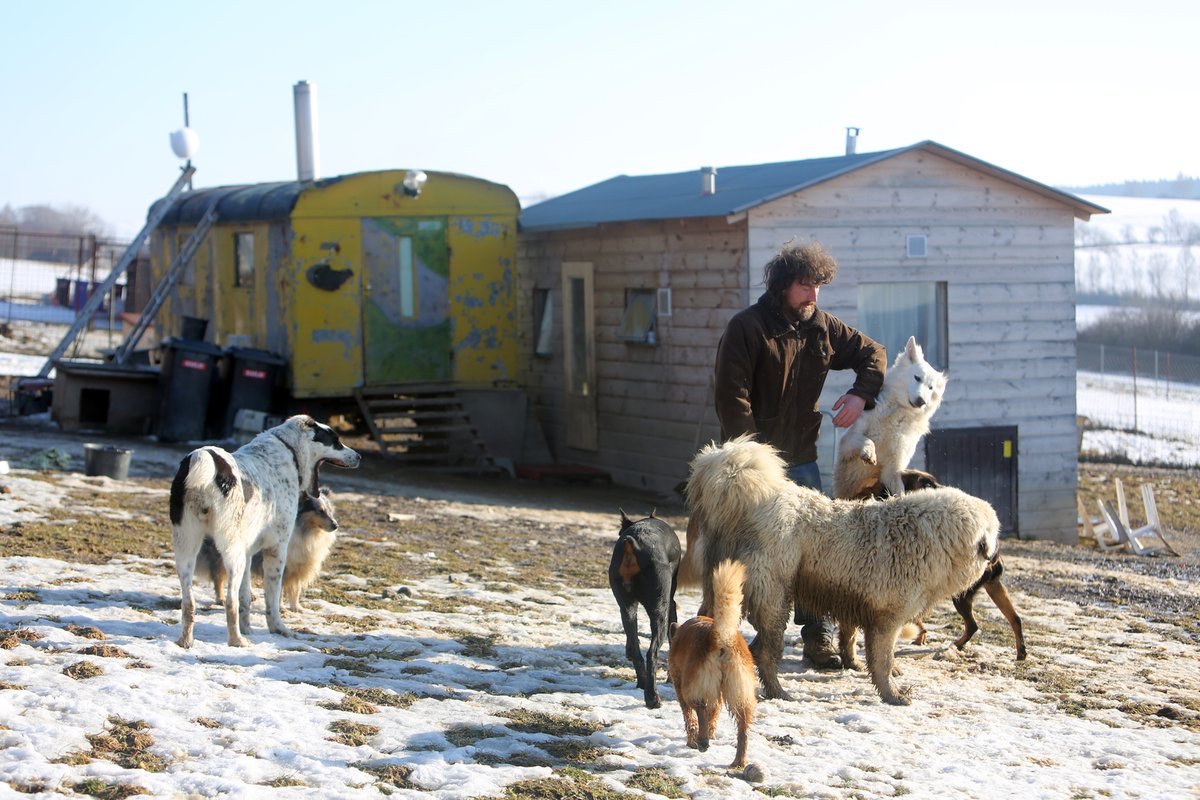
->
[169, 414, 360, 647]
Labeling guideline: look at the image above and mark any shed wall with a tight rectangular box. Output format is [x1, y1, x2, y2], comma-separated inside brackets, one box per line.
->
[518, 217, 747, 490]
[747, 148, 1079, 541]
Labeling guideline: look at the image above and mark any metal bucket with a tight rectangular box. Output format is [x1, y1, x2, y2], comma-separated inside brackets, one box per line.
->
[83, 443, 133, 480]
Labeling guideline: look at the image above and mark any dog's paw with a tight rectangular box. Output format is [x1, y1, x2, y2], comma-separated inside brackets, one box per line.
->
[644, 694, 662, 710]
[175, 634, 193, 649]
[844, 657, 865, 671]
[859, 440, 877, 465]
[227, 634, 251, 647]
[883, 690, 912, 707]
[270, 623, 295, 639]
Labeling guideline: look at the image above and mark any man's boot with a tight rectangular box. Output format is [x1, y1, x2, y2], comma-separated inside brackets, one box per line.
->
[801, 621, 842, 670]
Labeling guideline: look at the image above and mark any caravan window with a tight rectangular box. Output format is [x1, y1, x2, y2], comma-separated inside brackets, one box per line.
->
[234, 232, 254, 288]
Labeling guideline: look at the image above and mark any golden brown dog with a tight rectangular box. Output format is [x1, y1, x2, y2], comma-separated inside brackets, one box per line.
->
[668, 559, 757, 769]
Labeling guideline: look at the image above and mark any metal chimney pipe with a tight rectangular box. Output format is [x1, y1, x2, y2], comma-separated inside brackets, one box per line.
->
[701, 166, 717, 195]
[845, 126, 860, 155]
[294, 80, 320, 181]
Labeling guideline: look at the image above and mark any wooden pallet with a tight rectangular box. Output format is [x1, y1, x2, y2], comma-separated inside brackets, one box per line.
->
[353, 384, 498, 474]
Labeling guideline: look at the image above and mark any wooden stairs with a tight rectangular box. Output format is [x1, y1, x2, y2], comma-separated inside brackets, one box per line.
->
[353, 384, 498, 474]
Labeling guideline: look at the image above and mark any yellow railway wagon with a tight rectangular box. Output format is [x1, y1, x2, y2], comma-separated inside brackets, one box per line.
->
[148, 170, 520, 402]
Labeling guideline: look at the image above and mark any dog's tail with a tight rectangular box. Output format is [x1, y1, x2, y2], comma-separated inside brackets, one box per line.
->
[685, 435, 791, 545]
[169, 447, 242, 526]
[709, 559, 746, 646]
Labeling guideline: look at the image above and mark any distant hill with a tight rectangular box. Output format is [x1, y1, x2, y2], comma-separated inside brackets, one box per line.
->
[1060, 176, 1200, 200]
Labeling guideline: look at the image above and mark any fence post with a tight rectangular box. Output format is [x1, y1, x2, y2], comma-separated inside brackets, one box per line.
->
[1132, 346, 1138, 434]
[1100, 343, 1105, 375]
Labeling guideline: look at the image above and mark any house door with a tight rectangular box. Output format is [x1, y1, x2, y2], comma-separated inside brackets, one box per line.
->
[360, 217, 450, 385]
[925, 425, 1019, 536]
[561, 262, 597, 451]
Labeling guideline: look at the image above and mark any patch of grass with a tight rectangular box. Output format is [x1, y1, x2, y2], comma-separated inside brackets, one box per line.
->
[537, 739, 613, 765]
[193, 717, 222, 729]
[319, 694, 379, 714]
[71, 778, 149, 799]
[0, 627, 43, 649]
[66, 624, 106, 640]
[475, 750, 553, 768]
[86, 716, 167, 772]
[10, 781, 51, 794]
[352, 761, 416, 790]
[500, 709, 604, 737]
[335, 685, 418, 709]
[64, 660, 104, 680]
[0, 494, 170, 564]
[445, 724, 499, 748]
[0, 681, 27, 690]
[328, 719, 380, 747]
[455, 632, 499, 659]
[627, 768, 685, 798]
[319, 644, 420, 662]
[323, 657, 381, 676]
[423, 595, 518, 616]
[52, 751, 92, 766]
[324, 613, 387, 631]
[3, 590, 40, 603]
[260, 775, 307, 788]
[79, 644, 131, 658]
[402, 665, 432, 675]
[500, 767, 640, 800]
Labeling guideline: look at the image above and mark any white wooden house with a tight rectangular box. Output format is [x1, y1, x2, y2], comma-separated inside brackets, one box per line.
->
[517, 140, 1107, 542]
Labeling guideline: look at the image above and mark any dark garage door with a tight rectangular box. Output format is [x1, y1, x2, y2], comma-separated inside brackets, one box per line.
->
[924, 425, 1018, 536]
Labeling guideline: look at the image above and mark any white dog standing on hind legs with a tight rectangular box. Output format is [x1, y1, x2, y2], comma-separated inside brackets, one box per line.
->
[832, 335, 947, 501]
[169, 415, 361, 648]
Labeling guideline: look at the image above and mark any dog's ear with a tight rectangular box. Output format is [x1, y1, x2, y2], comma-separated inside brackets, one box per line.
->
[649, 507, 657, 519]
[619, 508, 633, 528]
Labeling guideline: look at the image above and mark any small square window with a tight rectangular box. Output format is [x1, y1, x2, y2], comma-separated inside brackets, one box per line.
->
[906, 234, 928, 259]
[234, 232, 255, 287]
[617, 289, 657, 344]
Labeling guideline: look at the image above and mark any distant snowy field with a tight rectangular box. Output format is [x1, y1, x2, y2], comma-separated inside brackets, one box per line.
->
[1076, 194, 1200, 300]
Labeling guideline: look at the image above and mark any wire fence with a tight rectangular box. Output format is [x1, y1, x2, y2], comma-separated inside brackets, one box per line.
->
[1077, 341, 1200, 388]
[0, 229, 139, 329]
[1077, 342, 1200, 449]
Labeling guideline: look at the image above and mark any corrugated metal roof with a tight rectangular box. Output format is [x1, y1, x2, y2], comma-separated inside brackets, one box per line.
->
[519, 140, 1108, 231]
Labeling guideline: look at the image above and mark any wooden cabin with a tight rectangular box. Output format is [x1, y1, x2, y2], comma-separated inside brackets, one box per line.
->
[148, 169, 523, 466]
[517, 141, 1107, 542]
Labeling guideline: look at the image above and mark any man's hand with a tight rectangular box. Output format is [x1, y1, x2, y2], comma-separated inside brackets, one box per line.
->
[831, 393, 866, 428]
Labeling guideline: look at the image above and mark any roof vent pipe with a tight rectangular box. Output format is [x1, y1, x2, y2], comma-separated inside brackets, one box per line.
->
[294, 80, 320, 182]
[701, 166, 717, 195]
[845, 126, 860, 155]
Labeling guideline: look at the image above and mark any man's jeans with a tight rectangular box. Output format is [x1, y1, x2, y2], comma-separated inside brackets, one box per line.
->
[785, 461, 836, 646]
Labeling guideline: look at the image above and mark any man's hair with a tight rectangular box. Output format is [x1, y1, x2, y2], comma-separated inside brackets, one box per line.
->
[763, 240, 839, 296]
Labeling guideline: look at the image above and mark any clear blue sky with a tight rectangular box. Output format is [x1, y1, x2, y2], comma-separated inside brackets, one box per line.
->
[2, 0, 1196, 238]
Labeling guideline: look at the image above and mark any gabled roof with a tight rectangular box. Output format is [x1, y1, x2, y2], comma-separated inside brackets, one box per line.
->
[519, 140, 1108, 231]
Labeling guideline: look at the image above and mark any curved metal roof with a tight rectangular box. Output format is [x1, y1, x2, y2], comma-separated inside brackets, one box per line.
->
[149, 175, 349, 225]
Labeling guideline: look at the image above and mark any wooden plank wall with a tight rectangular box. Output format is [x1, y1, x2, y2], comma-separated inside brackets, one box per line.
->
[748, 149, 1080, 541]
[517, 217, 748, 493]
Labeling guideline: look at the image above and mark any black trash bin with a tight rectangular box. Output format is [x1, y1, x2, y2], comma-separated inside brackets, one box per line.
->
[157, 338, 224, 443]
[219, 347, 286, 438]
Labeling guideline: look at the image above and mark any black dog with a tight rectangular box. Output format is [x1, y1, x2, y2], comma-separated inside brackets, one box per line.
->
[853, 469, 1027, 661]
[608, 509, 681, 709]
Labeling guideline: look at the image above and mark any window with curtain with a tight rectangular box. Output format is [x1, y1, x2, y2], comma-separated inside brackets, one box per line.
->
[858, 282, 948, 369]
